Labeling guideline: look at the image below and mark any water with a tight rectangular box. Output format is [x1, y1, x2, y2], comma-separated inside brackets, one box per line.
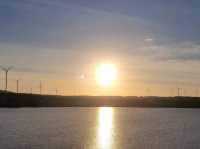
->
[0, 107, 200, 149]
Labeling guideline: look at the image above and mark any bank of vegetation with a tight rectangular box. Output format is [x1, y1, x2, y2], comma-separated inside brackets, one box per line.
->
[1, 92, 200, 108]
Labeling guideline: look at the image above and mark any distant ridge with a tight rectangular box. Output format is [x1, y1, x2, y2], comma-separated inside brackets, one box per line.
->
[0, 90, 13, 94]
[1, 92, 200, 108]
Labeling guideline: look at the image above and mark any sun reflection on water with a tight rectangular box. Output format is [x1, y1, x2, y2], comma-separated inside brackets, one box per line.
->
[98, 107, 114, 149]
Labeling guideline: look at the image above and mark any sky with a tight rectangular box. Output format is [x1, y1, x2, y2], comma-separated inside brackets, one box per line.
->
[1, 0, 200, 96]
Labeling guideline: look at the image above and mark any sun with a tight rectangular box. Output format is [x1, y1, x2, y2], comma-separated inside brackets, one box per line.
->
[96, 63, 118, 87]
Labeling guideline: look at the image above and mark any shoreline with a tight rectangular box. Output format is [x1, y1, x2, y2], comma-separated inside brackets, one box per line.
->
[1, 92, 200, 108]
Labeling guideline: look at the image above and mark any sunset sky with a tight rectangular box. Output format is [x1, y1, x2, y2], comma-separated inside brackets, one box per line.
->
[1, 0, 200, 96]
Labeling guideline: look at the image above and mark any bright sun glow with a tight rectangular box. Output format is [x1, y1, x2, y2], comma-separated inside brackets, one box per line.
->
[96, 63, 117, 87]
[98, 107, 114, 149]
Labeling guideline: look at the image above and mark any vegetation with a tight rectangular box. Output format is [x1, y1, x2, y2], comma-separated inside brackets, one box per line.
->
[1, 92, 200, 108]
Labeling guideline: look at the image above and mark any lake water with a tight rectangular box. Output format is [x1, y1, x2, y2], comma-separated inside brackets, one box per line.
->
[0, 107, 200, 149]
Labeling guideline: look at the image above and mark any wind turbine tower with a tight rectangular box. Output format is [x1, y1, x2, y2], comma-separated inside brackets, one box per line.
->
[16, 79, 19, 93]
[0, 66, 13, 91]
[39, 81, 42, 95]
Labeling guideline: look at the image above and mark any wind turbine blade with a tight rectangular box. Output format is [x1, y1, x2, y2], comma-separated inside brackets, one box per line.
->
[0, 66, 13, 71]
[0, 67, 6, 71]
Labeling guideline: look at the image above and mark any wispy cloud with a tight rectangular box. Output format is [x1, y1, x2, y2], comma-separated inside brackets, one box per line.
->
[145, 38, 154, 43]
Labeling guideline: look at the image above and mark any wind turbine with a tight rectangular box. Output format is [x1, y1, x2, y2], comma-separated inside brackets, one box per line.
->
[0, 66, 13, 91]
[39, 81, 42, 95]
[16, 78, 21, 94]
[16, 79, 19, 93]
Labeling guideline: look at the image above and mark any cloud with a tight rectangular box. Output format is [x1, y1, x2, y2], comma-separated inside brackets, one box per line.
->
[129, 41, 200, 62]
[158, 42, 200, 61]
[145, 38, 154, 42]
